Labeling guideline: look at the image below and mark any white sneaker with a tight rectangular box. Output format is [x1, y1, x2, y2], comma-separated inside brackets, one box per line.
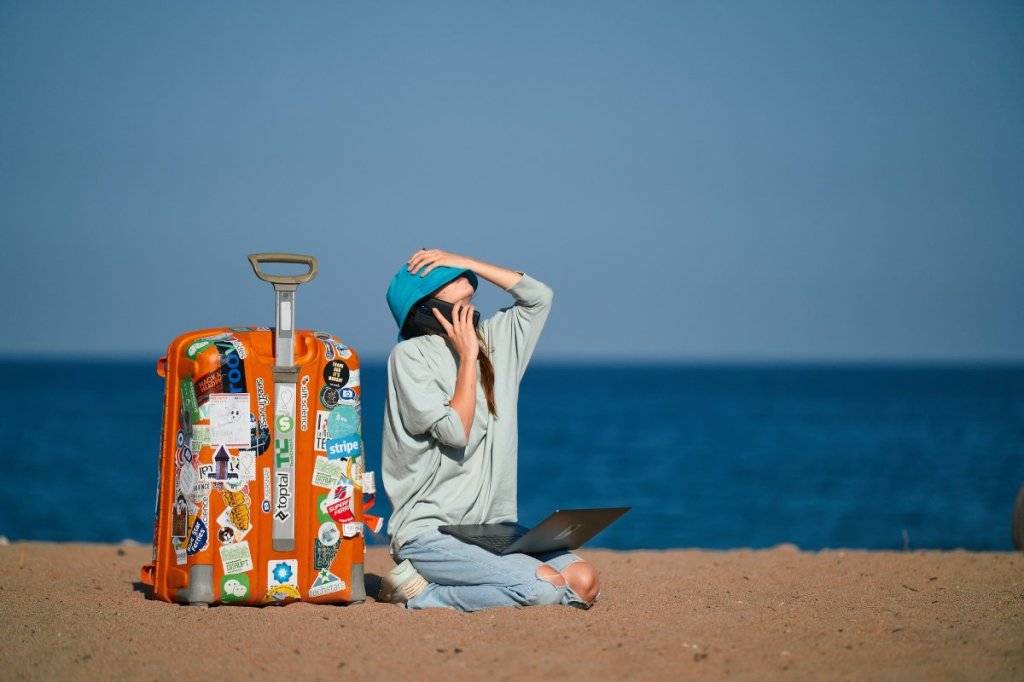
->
[378, 559, 428, 604]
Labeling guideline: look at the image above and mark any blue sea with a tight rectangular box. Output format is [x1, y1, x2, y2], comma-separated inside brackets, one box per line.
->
[1, 360, 1022, 551]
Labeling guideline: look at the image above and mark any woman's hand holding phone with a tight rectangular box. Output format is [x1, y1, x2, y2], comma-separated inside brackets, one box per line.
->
[432, 302, 479, 361]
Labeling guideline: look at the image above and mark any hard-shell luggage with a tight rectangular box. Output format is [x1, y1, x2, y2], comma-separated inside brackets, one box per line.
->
[141, 253, 380, 605]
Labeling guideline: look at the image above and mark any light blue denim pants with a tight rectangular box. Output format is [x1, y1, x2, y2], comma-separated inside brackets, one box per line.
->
[395, 528, 592, 611]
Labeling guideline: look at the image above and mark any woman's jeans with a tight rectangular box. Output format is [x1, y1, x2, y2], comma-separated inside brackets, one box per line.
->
[396, 528, 591, 611]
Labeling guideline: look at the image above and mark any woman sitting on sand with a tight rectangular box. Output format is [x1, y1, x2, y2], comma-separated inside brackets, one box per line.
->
[378, 249, 600, 611]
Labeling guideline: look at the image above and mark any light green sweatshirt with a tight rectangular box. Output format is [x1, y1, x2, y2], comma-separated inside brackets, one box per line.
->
[382, 274, 554, 556]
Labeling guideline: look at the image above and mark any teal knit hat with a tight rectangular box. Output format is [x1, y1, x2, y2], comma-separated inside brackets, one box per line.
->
[386, 263, 479, 340]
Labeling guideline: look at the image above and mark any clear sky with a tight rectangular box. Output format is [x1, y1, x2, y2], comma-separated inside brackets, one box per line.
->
[2, 1, 1021, 362]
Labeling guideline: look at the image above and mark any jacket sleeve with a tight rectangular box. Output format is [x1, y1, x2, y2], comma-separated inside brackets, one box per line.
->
[388, 342, 469, 449]
[483, 274, 554, 380]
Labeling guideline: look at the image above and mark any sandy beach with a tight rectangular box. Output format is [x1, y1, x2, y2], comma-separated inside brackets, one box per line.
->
[1, 542, 1020, 681]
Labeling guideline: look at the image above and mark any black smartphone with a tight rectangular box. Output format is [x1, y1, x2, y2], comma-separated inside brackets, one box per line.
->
[409, 298, 481, 336]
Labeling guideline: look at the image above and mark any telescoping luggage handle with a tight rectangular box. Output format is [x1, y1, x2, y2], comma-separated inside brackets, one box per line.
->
[247, 253, 318, 552]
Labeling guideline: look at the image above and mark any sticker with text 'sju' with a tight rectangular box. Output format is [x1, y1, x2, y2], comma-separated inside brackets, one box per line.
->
[209, 394, 251, 446]
[308, 569, 346, 598]
[312, 456, 345, 489]
[221, 573, 250, 603]
[220, 540, 253, 575]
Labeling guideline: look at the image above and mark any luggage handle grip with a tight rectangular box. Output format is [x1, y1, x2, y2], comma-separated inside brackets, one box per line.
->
[247, 253, 318, 285]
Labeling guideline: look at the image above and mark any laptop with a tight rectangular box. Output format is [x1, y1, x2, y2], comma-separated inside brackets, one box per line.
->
[439, 507, 630, 556]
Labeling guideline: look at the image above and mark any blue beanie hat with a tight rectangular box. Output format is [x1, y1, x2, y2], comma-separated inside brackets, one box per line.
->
[386, 263, 479, 340]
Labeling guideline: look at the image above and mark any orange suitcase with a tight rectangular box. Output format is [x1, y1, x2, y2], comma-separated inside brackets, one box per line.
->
[141, 253, 380, 605]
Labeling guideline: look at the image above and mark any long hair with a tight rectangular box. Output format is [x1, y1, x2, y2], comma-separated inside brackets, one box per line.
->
[475, 328, 497, 418]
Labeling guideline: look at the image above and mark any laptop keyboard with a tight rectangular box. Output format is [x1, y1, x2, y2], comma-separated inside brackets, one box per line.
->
[466, 533, 522, 553]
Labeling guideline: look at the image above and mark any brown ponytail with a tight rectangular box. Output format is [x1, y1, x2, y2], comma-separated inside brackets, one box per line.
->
[476, 328, 497, 417]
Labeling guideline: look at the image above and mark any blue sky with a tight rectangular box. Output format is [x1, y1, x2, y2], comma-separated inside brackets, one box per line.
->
[2, 1, 1022, 361]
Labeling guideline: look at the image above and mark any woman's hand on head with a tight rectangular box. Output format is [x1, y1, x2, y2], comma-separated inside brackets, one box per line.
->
[407, 249, 471, 278]
[432, 302, 479, 360]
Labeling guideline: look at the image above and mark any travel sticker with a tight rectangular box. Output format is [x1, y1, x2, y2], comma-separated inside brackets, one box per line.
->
[312, 456, 345, 489]
[180, 378, 201, 423]
[171, 492, 189, 538]
[318, 522, 340, 547]
[250, 413, 270, 456]
[221, 573, 250, 604]
[327, 404, 359, 437]
[316, 494, 331, 524]
[214, 340, 247, 394]
[194, 369, 222, 406]
[220, 540, 253, 575]
[209, 394, 251, 446]
[326, 436, 361, 461]
[314, 411, 330, 452]
[319, 386, 340, 409]
[185, 338, 214, 360]
[332, 341, 352, 360]
[217, 488, 252, 541]
[255, 377, 269, 430]
[192, 424, 211, 451]
[323, 360, 350, 389]
[299, 376, 310, 431]
[313, 538, 339, 571]
[268, 559, 299, 590]
[261, 467, 271, 514]
[186, 518, 208, 555]
[308, 569, 345, 598]
[177, 462, 198, 498]
[325, 482, 355, 523]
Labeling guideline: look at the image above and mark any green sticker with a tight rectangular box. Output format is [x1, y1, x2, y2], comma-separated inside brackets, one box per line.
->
[180, 378, 201, 423]
[221, 573, 250, 603]
[185, 339, 214, 360]
[276, 415, 294, 433]
[316, 494, 330, 524]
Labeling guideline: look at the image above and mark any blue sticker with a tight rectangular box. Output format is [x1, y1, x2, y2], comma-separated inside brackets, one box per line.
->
[326, 436, 361, 460]
[187, 518, 209, 555]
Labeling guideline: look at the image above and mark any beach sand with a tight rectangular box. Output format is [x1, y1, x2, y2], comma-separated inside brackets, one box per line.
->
[1, 542, 1020, 681]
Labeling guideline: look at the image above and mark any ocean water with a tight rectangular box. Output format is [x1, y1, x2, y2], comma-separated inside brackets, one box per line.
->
[1, 360, 1022, 551]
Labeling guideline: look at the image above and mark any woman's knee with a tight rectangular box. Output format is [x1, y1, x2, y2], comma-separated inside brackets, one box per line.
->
[560, 561, 600, 603]
[527, 563, 565, 606]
